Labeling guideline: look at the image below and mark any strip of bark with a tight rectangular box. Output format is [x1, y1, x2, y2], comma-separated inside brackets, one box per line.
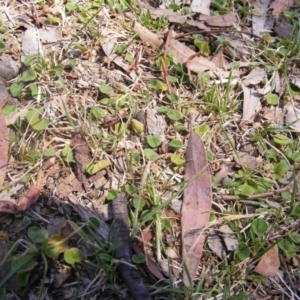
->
[111, 192, 152, 300]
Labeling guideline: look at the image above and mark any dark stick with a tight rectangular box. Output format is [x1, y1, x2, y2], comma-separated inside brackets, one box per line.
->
[111, 193, 152, 300]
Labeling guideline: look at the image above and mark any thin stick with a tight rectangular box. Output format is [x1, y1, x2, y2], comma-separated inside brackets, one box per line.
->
[216, 171, 300, 201]
[162, 25, 174, 94]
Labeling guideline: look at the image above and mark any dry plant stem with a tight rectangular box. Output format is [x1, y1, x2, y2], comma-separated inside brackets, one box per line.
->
[279, 255, 297, 292]
[175, 29, 265, 42]
[216, 171, 300, 200]
[216, 185, 291, 201]
[0, 95, 10, 109]
[111, 192, 152, 300]
[185, 52, 202, 79]
[162, 25, 174, 94]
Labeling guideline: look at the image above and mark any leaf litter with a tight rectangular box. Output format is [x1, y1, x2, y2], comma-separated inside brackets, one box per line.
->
[0, 0, 299, 299]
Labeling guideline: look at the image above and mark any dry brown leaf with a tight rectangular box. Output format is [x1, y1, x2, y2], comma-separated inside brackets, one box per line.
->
[146, 108, 166, 141]
[17, 164, 59, 211]
[204, 11, 235, 27]
[190, 0, 211, 14]
[219, 224, 238, 251]
[255, 245, 280, 276]
[21, 27, 41, 62]
[252, 0, 270, 37]
[181, 131, 212, 287]
[207, 231, 224, 259]
[285, 103, 300, 132]
[0, 111, 8, 191]
[242, 68, 267, 86]
[133, 22, 231, 77]
[56, 172, 83, 198]
[241, 83, 261, 123]
[270, 0, 294, 15]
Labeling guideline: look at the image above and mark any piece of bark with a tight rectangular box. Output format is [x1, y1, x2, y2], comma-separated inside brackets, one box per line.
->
[71, 131, 90, 192]
[67, 194, 110, 242]
[111, 193, 152, 300]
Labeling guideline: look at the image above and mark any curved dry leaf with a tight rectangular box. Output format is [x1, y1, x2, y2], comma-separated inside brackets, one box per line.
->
[182, 131, 212, 287]
[285, 103, 300, 132]
[204, 11, 235, 27]
[255, 245, 280, 276]
[0, 111, 8, 191]
[270, 0, 294, 15]
[190, 0, 210, 14]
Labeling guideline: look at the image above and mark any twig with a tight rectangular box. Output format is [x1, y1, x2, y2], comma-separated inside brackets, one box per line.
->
[111, 192, 152, 300]
[216, 171, 300, 201]
[175, 29, 265, 42]
[161, 25, 174, 94]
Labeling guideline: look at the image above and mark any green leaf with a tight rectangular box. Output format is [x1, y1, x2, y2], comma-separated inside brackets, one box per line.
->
[271, 161, 286, 180]
[90, 107, 105, 120]
[273, 134, 292, 145]
[236, 242, 250, 260]
[236, 182, 255, 196]
[44, 235, 68, 259]
[100, 98, 111, 105]
[170, 153, 185, 165]
[291, 152, 300, 162]
[161, 218, 171, 231]
[169, 139, 182, 149]
[124, 184, 138, 195]
[10, 82, 24, 97]
[2, 105, 16, 116]
[99, 84, 113, 94]
[166, 93, 179, 102]
[0, 41, 5, 53]
[174, 122, 186, 131]
[64, 248, 82, 266]
[23, 55, 38, 66]
[132, 253, 146, 264]
[131, 119, 144, 136]
[288, 232, 300, 243]
[20, 69, 37, 82]
[167, 110, 182, 121]
[86, 160, 111, 175]
[251, 218, 268, 236]
[158, 106, 170, 114]
[44, 147, 55, 157]
[16, 271, 31, 287]
[130, 153, 140, 164]
[87, 217, 100, 229]
[26, 110, 49, 130]
[146, 135, 161, 148]
[29, 84, 39, 99]
[265, 148, 278, 160]
[107, 189, 119, 200]
[206, 150, 214, 162]
[125, 54, 134, 63]
[278, 238, 296, 259]
[27, 226, 48, 243]
[66, 2, 80, 12]
[47, 14, 60, 24]
[131, 197, 145, 210]
[291, 203, 300, 217]
[266, 93, 279, 105]
[62, 144, 75, 163]
[195, 124, 210, 141]
[194, 38, 210, 55]
[143, 148, 159, 160]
